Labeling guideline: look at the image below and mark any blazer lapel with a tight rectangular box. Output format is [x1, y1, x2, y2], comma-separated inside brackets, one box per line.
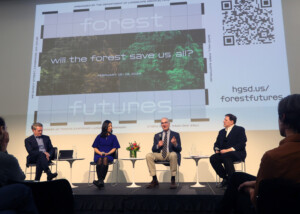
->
[169, 131, 173, 150]
[226, 126, 236, 141]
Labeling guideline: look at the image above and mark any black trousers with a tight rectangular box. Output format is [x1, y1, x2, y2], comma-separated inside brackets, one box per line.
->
[27, 152, 52, 180]
[210, 151, 243, 179]
[220, 172, 256, 214]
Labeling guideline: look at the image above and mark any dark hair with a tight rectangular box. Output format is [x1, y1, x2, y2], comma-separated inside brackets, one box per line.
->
[0, 117, 5, 128]
[225, 114, 237, 124]
[100, 120, 112, 138]
[278, 94, 300, 133]
[31, 122, 43, 130]
[0, 117, 6, 146]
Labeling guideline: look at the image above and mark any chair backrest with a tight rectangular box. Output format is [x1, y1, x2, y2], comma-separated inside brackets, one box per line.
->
[256, 178, 300, 214]
[112, 149, 118, 159]
[53, 147, 58, 160]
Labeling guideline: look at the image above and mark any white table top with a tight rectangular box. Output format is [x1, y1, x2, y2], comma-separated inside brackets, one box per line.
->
[121, 157, 145, 161]
[184, 155, 210, 159]
[57, 158, 85, 161]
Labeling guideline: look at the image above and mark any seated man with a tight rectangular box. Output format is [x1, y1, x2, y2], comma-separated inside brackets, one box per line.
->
[146, 117, 182, 189]
[25, 122, 57, 181]
[210, 114, 247, 188]
[220, 94, 300, 214]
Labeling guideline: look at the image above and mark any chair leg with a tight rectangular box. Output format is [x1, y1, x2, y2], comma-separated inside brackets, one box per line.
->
[177, 166, 180, 186]
[110, 161, 118, 187]
[88, 164, 96, 186]
[30, 166, 32, 180]
[116, 161, 119, 184]
[88, 164, 92, 186]
[25, 166, 28, 180]
[216, 173, 221, 186]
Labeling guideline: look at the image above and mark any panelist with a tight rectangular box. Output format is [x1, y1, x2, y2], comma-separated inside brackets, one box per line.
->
[146, 117, 182, 189]
[92, 120, 120, 189]
[210, 114, 247, 188]
[25, 122, 57, 181]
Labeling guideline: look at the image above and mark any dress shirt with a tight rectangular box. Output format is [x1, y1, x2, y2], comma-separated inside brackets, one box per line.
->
[35, 136, 46, 152]
[157, 130, 170, 153]
[225, 125, 235, 151]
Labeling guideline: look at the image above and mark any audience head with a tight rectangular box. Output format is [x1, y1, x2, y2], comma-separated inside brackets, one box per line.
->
[31, 122, 43, 137]
[224, 114, 237, 128]
[0, 117, 9, 152]
[278, 94, 300, 136]
[0, 117, 6, 130]
[100, 120, 112, 137]
[161, 117, 170, 132]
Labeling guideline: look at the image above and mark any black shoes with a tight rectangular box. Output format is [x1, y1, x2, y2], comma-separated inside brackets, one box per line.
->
[146, 180, 159, 189]
[170, 180, 177, 189]
[47, 172, 58, 181]
[216, 178, 228, 188]
[93, 180, 104, 189]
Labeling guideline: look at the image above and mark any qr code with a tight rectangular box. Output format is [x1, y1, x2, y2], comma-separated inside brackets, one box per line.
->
[222, 0, 274, 46]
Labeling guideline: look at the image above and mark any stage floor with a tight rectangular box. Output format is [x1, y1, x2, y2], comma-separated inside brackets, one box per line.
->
[72, 182, 225, 214]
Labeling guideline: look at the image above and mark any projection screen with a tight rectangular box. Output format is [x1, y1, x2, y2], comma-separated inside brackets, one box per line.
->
[26, 0, 290, 135]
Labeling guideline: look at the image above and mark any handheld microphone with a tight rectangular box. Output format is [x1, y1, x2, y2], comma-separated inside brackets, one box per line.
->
[159, 133, 162, 141]
[215, 147, 220, 151]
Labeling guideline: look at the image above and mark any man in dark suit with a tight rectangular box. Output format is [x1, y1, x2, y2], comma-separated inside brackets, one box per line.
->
[146, 117, 182, 189]
[210, 114, 247, 188]
[25, 123, 57, 181]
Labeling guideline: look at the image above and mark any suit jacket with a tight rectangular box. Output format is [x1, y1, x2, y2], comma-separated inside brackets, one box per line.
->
[152, 130, 182, 165]
[213, 125, 247, 160]
[25, 135, 55, 164]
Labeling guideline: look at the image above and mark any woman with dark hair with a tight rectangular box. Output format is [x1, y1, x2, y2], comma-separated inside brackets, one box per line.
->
[92, 120, 120, 188]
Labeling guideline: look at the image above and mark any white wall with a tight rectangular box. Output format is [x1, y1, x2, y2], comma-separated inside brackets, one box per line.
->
[0, 0, 299, 183]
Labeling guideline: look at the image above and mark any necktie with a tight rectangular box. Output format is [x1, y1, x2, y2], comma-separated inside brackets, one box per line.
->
[162, 132, 167, 158]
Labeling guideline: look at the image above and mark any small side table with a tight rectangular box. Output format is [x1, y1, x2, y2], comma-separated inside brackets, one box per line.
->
[57, 158, 85, 188]
[121, 158, 145, 188]
[184, 155, 209, 188]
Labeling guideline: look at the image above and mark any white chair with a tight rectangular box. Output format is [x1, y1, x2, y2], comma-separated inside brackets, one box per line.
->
[216, 160, 246, 184]
[88, 149, 119, 186]
[154, 160, 180, 185]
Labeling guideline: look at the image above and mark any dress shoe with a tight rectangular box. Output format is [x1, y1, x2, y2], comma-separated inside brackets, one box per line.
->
[170, 180, 177, 189]
[146, 180, 159, 189]
[99, 179, 104, 187]
[216, 178, 228, 188]
[47, 172, 58, 181]
[93, 180, 104, 189]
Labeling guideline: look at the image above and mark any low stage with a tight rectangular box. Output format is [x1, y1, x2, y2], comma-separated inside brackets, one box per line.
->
[72, 182, 225, 214]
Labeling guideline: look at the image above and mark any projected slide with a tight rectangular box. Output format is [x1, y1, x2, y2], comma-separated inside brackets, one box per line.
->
[27, 0, 290, 135]
[38, 30, 206, 95]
